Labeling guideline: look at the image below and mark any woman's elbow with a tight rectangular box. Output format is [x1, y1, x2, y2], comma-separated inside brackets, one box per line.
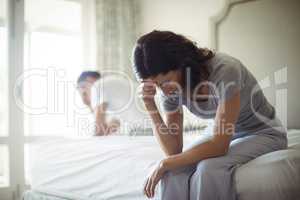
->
[210, 139, 230, 157]
[165, 145, 183, 156]
[215, 144, 229, 157]
[211, 135, 231, 156]
[176, 142, 183, 154]
[174, 146, 183, 155]
[219, 147, 229, 156]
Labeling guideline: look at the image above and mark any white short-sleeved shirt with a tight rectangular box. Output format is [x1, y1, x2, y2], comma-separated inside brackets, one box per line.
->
[91, 76, 150, 134]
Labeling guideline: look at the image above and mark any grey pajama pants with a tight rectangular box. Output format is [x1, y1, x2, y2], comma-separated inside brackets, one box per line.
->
[159, 128, 287, 200]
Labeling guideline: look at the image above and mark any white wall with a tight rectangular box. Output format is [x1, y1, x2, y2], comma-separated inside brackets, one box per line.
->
[218, 0, 300, 128]
[139, 0, 223, 47]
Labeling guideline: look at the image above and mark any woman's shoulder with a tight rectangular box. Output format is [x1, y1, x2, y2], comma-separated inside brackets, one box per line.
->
[207, 52, 245, 81]
[209, 52, 243, 68]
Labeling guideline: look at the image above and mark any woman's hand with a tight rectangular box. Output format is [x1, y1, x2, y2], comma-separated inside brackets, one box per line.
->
[140, 81, 157, 110]
[144, 160, 167, 198]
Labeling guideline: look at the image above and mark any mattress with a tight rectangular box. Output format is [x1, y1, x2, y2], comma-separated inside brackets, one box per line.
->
[23, 190, 70, 200]
[24, 130, 300, 200]
[25, 136, 165, 200]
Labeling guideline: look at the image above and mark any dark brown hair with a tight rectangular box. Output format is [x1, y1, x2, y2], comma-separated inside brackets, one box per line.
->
[132, 30, 214, 90]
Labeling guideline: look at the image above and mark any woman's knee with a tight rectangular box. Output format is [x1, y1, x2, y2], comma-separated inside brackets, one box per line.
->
[162, 167, 193, 184]
[160, 167, 194, 200]
[191, 158, 229, 183]
[196, 158, 222, 174]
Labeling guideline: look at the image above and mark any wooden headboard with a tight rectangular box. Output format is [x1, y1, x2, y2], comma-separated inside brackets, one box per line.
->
[208, 0, 300, 129]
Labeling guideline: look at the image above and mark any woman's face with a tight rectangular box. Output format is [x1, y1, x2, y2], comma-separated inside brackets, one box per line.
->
[144, 70, 183, 96]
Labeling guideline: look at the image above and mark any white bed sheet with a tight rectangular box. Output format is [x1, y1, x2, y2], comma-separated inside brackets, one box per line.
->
[27, 136, 166, 200]
[25, 130, 300, 200]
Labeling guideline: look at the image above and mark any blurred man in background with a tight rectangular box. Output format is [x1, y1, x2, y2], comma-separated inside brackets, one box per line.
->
[77, 71, 120, 136]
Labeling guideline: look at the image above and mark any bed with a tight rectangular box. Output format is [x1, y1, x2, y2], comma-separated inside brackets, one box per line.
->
[24, 0, 300, 199]
[23, 129, 300, 200]
[23, 136, 165, 200]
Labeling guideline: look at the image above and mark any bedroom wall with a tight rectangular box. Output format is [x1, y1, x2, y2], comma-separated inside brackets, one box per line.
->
[217, 0, 300, 128]
[139, 0, 223, 47]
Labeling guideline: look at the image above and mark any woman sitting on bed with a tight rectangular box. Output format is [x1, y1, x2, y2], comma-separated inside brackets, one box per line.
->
[132, 30, 287, 200]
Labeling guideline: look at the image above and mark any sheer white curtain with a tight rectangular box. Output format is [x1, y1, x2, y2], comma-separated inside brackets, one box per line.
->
[81, 0, 97, 69]
[95, 0, 140, 76]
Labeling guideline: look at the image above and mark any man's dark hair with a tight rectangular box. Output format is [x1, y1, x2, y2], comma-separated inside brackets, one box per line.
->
[77, 71, 101, 84]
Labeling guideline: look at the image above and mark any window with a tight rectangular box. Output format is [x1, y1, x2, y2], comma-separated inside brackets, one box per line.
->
[0, 0, 96, 195]
[0, 0, 8, 137]
[0, 145, 9, 188]
[24, 0, 87, 136]
[0, 0, 10, 196]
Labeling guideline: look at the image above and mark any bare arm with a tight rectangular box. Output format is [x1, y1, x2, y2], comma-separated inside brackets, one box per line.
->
[143, 91, 241, 198]
[162, 91, 241, 170]
[143, 81, 241, 198]
[147, 102, 183, 156]
[141, 80, 184, 156]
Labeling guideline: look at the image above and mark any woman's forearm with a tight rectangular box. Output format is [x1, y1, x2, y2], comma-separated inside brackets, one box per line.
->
[162, 92, 240, 170]
[147, 103, 183, 156]
[162, 138, 230, 171]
